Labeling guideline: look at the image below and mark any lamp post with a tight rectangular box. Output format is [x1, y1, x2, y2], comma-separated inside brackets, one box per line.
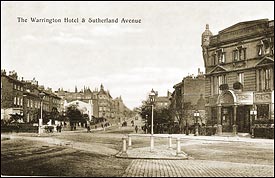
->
[145, 114, 148, 134]
[38, 92, 45, 135]
[250, 107, 257, 138]
[149, 89, 156, 152]
[194, 110, 200, 136]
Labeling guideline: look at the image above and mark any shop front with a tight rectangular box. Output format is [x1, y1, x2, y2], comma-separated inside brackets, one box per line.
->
[254, 91, 274, 121]
[216, 90, 254, 135]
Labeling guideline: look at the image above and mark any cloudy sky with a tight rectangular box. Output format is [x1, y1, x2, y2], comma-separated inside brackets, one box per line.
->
[1, 1, 274, 109]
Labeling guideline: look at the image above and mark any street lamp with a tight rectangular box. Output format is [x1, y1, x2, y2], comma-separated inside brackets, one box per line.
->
[250, 107, 257, 138]
[149, 88, 156, 152]
[149, 89, 156, 134]
[194, 110, 200, 136]
[145, 114, 148, 134]
[38, 92, 45, 135]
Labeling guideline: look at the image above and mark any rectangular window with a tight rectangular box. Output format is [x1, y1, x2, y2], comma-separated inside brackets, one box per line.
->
[27, 99, 29, 107]
[233, 46, 246, 61]
[216, 49, 225, 64]
[14, 84, 17, 90]
[212, 53, 217, 65]
[20, 98, 23, 106]
[265, 68, 271, 90]
[212, 76, 217, 95]
[217, 75, 222, 94]
[30, 100, 33, 108]
[217, 75, 226, 94]
[233, 50, 238, 61]
[257, 104, 269, 120]
[257, 68, 272, 91]
[14, 97, 17, 105]
[238, 73, 244, 84]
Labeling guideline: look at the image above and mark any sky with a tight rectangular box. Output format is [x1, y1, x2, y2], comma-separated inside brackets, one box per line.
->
[1, 1, 274, 109]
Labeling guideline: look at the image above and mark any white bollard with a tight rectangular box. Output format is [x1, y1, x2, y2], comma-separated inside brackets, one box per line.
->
[168, 135, 172, 149]
[176, 137, 181, 155]
[122, 136, 127, 153]
[150, 134, 154, 152]
[128, 135, 132, 149]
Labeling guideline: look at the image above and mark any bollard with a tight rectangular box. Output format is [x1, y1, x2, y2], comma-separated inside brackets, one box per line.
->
[128, 135, 132, 149]
[168, 135, 172, 149]
[217, 125, 222, 135]
[150, 134, 154, 152]
[176, 137, 181, 155]
[122, 136, 127, 153]
[195, 125, 199, 136]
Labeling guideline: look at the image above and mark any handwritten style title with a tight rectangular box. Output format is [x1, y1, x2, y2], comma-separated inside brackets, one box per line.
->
[17, 17, 142, 24]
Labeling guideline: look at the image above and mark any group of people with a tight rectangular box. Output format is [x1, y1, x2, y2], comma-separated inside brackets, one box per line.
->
[56, 124, 62, 132]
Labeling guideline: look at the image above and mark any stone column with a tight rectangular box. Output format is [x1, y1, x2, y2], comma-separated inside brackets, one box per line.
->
[168, 135, 172, 149]
[217, 105, 222, 135]
[128, 135, 132, 149]
[122, 136, 127, 153]
[150, 134, 154, 152]
[176, 137, 181, 156]
[232, 105, 238, 136]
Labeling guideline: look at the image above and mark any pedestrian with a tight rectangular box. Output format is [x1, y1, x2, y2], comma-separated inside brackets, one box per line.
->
[59, 124, 62, 132]
[87, 125, 91, 133]
[56, 124, 60, 132]
[135, 125, 138, 133]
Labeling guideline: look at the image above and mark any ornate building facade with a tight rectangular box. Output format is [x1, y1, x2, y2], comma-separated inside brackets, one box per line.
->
[202, 19, 274, 134]
[1, 70, 62, 123]
[55, 84, 131, 124]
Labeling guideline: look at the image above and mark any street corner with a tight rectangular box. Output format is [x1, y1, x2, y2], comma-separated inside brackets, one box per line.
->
[115, 146, 189, 160]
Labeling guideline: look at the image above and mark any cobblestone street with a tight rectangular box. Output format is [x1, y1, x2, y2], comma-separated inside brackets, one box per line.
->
[123, 159, 274, 177]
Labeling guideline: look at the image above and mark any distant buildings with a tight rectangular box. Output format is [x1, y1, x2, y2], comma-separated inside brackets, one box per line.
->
[201, 19, 274, 134]
[1, 70, 62, 123]
[154, 91, 171, 109]
[55, 84, 131, 124]
[170, 69, 206, 127]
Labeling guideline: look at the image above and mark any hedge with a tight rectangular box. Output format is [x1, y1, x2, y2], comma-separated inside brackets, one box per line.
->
[253, 127, 274, 139]
[1, 123, 38, 133]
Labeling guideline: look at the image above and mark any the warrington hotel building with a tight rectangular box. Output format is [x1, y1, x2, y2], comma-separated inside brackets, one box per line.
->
[201, 19, 274, 135]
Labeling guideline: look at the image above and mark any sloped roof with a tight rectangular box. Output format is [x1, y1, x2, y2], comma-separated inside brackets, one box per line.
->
[208, 65, 228, 74]
[219, 19, 269, 34]
[254, 56, 274, 67]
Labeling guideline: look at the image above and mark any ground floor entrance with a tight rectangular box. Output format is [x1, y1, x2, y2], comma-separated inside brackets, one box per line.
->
[237, 106, 251, 133]
[221, 105, 251, 133]
[221, 106, 233, 132]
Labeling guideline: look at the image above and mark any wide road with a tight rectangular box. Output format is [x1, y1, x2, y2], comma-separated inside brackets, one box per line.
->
[1, 123, 274, 177]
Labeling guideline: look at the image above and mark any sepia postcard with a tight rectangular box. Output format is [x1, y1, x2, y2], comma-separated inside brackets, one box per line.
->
[1, 1, 274, 177]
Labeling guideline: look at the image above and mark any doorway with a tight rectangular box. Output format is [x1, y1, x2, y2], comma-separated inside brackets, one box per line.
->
[237, 106, 250, 133]
[221, 106, 233, 132]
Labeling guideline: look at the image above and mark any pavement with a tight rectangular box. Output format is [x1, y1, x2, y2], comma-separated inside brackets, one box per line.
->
[122, 159, 274, 177]
[115, 133, 274, 160]
[2, 130, 274, 177]
[118, 133, 274, 177]
[116, 145, 189, 160]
